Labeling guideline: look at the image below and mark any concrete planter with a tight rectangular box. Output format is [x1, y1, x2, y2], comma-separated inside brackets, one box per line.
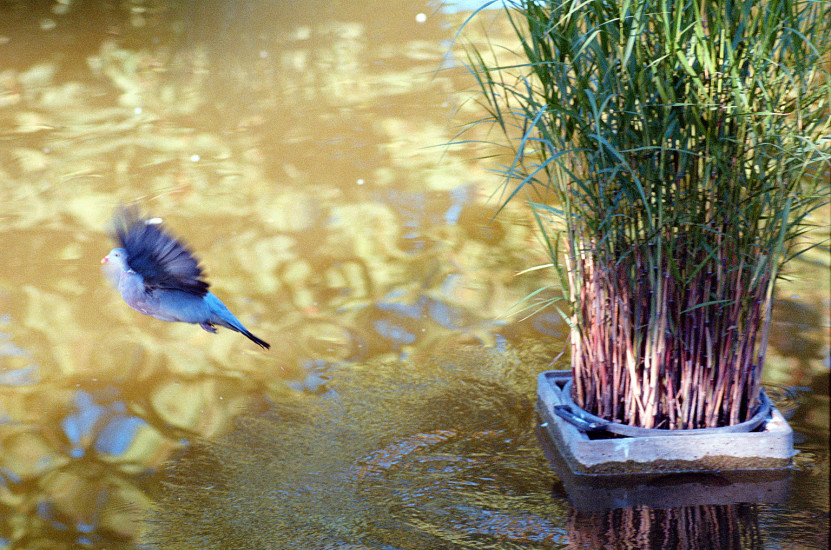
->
[537, 370, 794, 476]
[538, 425, 791, 510]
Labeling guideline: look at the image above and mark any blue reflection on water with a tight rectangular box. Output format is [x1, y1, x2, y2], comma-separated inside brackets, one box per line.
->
[373, 318, 417, 345]
[441, 0, 500, 14]
[62, 392, 107, 451]
[0, 329, 39, 386]
[94, 415, 146, 455]
[380, 185, 477, 252]
[61, 390, 147, 458]
[0, 365, 39, 386]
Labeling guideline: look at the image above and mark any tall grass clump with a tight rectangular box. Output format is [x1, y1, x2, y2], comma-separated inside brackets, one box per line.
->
[463, 0, 830, 428]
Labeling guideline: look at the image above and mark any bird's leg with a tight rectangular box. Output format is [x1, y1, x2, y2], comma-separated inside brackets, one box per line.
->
[199, 322, 217, 333]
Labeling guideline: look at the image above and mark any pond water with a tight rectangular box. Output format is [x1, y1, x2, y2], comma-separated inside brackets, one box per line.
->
[0, 1, 827, 549]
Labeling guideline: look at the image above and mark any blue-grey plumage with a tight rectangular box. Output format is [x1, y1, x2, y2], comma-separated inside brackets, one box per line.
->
[101, 207, 270, 350]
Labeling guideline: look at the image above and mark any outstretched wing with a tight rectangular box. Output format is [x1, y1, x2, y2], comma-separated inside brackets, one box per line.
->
[113, 206, 209, 296]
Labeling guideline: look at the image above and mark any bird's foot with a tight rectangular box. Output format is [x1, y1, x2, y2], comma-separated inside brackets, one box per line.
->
[199, 322, 217, 333]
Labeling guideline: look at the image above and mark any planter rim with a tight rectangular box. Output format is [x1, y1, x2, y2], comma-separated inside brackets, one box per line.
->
[538, 370, 794, 475]
[554, 379, 772, 437]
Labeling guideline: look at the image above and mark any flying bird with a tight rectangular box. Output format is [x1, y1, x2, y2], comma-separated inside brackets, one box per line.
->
[101, 207, 270, 349]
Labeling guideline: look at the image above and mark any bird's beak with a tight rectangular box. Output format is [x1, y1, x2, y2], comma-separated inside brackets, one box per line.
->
[101, 257, 108, 264]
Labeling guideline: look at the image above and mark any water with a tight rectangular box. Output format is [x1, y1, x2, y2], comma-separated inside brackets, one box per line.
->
[0, 1, 827, 548]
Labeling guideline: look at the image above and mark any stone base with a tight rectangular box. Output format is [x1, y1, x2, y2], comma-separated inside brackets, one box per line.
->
[537, 370, 794, 477]
[537, 424, 791, 510]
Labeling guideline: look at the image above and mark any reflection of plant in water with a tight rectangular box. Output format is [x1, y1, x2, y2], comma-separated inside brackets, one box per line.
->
[568, 503, 761, 550]
[147, 344, 567, 549]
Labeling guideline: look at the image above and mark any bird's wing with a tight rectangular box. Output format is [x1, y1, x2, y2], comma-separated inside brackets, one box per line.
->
[114, 206, 209, 297]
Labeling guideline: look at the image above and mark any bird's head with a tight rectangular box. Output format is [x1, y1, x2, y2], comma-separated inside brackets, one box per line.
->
[101, 247, 129, 287]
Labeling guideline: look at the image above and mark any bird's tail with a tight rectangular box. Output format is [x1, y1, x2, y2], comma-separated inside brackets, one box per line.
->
[205, 294, 270, 350]
[239, 329, 270, 350]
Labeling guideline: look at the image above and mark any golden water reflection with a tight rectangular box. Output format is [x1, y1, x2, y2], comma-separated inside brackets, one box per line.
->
[0, 1, 827, 548]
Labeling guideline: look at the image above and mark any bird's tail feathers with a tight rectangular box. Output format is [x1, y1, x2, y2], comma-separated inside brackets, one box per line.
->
[240, 330, 270, 350]
[205, 293, 270, 350]
[218, 317, 271, 350]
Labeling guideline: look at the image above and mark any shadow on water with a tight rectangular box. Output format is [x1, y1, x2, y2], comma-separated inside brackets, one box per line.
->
[145, 344, 569, 549]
